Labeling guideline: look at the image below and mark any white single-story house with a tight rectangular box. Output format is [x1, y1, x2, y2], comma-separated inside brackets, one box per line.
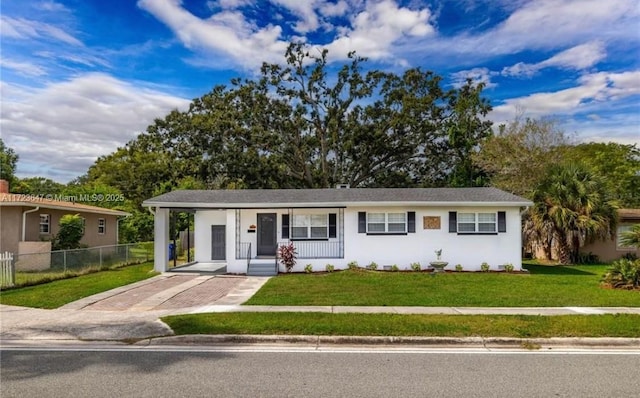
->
[143, 187, 532, 275]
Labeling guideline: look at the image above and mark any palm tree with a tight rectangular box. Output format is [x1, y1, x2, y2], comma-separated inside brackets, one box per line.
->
[620, 224, 640, 249]
[524, 163, 618, 264]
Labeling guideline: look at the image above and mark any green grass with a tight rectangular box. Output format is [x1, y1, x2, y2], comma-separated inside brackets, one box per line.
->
[163, 312, 640, 338]
[0, 262, 157, 309]
[245, 263, 640, 307]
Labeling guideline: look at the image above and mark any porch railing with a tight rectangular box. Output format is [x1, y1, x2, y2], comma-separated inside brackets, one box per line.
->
[237, 242, 251, 259]
[277, 240, 342, 259]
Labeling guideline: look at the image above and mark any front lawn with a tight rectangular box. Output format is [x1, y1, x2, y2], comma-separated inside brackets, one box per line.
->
[245, 264, 640, 307]
[0, 262, 157, 309]
[163, 312, 640, 338]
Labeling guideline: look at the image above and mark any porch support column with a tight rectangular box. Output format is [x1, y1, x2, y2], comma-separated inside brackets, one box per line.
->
[154, 208, 170, 273]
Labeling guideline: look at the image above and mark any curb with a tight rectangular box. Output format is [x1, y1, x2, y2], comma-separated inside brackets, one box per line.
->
[137, 334, 640, 349]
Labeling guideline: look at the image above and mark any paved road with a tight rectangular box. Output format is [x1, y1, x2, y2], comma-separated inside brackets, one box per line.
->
[2, 346, 639, 397]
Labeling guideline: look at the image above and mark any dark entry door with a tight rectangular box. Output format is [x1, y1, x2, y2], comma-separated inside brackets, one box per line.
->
[211, 225, 226, 260]
[257, 213, 277, 256]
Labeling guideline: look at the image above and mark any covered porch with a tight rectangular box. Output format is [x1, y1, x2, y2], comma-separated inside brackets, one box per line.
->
[152, 206, 345, 274]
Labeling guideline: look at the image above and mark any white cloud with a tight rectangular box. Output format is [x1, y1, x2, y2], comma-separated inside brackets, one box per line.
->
[137, 0, 289, 68]
[502, 41, 607, 77]
[404, 0, 638, 65]
[35, 1, 71, 13]
[491, 70, 640, 121]
[0, 16, 83, 46]
[271, 0, 320, 33]
[138, 0, 434, 68]
[1, 73, 189, 181]
[319, 0, 349, 17]
[450, 67, 496, 89]
[326, 0, 434, 60]
[0, 59, 48, 77]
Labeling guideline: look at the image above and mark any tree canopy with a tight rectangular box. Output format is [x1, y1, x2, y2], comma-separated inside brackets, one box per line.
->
[86, 43, 492, 206]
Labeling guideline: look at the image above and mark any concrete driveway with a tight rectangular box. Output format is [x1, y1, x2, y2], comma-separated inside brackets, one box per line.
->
[0, 273, 271, 343]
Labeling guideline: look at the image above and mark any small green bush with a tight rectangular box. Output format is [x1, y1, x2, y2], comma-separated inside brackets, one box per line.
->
[347, 261, 359, 270]
[455, 264, 463, 272]
[504, 263, 514, 273]
[480, 262, 490, 272]
[325, 264, 335, 273]
[410, 262, 421, 271]
[602, 258, 640, 290]
[391, 264, 399, 272]
[368, 261, 378, 271]
[304, 264, 313, 273]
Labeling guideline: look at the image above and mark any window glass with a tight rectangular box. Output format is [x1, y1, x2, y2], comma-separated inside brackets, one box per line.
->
[98, 218, 106, 234]
[478, 213, 496, 232]
[458, 213, 476, 232]
[387, 213, 406, 232]
[367, 213, 386, 232]
[617, 225, 633, 248]
[39, 214, 50, 234]
[292, 214, 328, 238]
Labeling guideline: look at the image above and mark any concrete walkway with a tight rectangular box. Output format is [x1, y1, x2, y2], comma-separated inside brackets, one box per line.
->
[1, 272, 639, 347]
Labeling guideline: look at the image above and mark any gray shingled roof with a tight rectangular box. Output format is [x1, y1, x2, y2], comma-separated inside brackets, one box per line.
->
[143, 187, 532, 208]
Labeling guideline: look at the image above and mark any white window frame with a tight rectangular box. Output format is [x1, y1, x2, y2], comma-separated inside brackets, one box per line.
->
[367, 212, 407, 233]
[291, 214, 328, 239]
[39, 214, 51, 234]
[98, 218, 106, 235]
[457, 212, 497, 233]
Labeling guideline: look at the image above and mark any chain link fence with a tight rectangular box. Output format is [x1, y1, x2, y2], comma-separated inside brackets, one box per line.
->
[16, 242, 154, 272]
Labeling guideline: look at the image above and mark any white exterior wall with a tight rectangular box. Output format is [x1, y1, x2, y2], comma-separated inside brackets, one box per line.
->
[195, 205, 524, 273]
[344, 206, 522, 271]
[193, 210, 227, 262]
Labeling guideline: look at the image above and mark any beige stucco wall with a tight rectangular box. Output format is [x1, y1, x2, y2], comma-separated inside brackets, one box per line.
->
[0, 206, 22, 254]
[582, 222, 640, 262]
[24, 210, 119, 248]
[1, 207, 120, 255]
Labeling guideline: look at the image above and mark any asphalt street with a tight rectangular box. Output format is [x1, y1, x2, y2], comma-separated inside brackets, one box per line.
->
[2, 346, 639, 398]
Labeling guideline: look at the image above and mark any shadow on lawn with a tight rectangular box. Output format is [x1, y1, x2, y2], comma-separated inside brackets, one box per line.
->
[524, 264, 598, 276]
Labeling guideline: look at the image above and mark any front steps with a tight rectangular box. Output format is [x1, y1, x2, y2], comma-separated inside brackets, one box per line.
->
[247, 262, 278, 276]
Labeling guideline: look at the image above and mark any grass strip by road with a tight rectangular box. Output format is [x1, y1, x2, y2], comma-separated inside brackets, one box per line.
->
[163, 312, 640, 338]
[0, 262, 157, 309]
[245, 264, 640, 307]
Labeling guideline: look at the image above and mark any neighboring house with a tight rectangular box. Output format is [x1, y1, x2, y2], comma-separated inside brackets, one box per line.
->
[581, 209, 640, 262]
[0, 179, 129, 258]
[143, 187, 532, 275]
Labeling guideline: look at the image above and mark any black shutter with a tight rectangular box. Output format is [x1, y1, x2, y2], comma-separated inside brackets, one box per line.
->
[329, 213, 337, 238]
[282, 214, 289, 239]
[449, 212, 457, 233]
[407, 212, 416, 233]
[498, 211, 506, 233]
[358, 212, 366, 233]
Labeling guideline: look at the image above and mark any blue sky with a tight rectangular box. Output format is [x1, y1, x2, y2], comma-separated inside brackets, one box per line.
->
[1, 0, 639, 183]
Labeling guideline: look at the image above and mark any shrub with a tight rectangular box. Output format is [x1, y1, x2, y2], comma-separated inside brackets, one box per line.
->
[576, 252, 600, 264]
[391, 264, 399, 272]
[480, 262, 490, 272]
[277, 242, 297, 272]
[347, 261, 359, 270]
[410, 262, 421, 272]
[304, 264, 313, 273]
[325, 264, 335, 273]
[368, 261, 378, 271]
[455, 264, 463, 272]
[504, 263, 514, 273]
[601, 258, 640, 290]
[52, 214, 84, 250]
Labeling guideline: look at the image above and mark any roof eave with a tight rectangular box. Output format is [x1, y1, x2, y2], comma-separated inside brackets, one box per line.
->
[142, 200, 533, 209]
[0, 202, 130, 216]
